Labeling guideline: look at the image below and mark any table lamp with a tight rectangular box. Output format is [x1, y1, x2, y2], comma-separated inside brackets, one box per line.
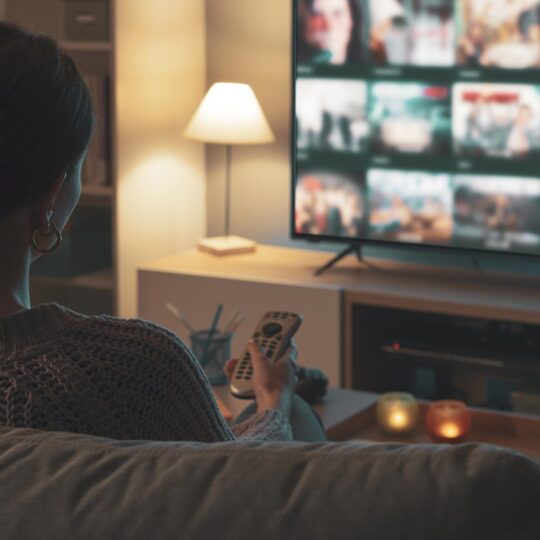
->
[185, 82, 275, 255]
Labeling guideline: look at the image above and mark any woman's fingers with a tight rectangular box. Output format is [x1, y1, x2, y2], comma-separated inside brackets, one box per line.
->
[223, 358, 239, 379]
[247, 339, 268, 366]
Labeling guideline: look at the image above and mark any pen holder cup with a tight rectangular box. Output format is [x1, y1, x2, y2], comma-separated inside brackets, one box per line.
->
[190, 330, 233, 385]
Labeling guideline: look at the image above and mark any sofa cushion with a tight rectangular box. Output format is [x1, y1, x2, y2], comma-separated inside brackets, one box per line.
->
[0, 427, 538, 540]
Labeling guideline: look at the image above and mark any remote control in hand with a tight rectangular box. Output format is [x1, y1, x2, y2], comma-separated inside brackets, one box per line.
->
[230, 311, 303, 399]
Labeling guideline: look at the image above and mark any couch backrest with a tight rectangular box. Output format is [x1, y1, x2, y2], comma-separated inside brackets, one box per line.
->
[0, 427, 539, 540]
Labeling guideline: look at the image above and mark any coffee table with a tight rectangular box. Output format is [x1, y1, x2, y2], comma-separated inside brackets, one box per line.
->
[214, 386, 540, 462]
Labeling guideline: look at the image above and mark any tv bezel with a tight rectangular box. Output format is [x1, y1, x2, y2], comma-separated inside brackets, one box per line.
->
[289, 0, 540, 261]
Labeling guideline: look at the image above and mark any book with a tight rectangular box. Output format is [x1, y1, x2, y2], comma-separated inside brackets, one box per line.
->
[83, 75, 111, 187]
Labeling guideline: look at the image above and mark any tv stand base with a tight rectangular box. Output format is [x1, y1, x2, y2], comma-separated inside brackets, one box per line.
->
[314, 244, 366, 277]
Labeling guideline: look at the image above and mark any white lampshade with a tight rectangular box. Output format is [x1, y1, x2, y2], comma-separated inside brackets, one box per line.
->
[184, 83, 275, 145]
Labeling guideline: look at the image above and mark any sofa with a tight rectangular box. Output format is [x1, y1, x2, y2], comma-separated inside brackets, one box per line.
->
[0, 427, 539, 540]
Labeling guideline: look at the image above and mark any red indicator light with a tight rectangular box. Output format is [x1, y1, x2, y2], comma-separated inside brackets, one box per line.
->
[392, 343, 401, 351]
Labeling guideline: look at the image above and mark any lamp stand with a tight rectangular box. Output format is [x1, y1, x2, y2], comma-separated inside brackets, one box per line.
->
[197, 144, 257, 256]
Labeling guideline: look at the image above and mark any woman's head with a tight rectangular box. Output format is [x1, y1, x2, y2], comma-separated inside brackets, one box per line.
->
[298, 0, 363, 65]
[0, 21, 93, 250]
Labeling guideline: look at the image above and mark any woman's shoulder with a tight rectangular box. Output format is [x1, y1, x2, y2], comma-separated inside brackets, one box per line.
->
[53, 304, 188, 353]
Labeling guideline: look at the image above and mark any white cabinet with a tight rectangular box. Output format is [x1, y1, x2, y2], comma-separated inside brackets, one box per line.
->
[138, 246, 343, 386]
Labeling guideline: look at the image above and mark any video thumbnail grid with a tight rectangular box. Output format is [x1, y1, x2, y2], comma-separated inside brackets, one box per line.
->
[297, 0, 540, 70]
[295, 169, 540, 254]
[296, 79, 540, 164]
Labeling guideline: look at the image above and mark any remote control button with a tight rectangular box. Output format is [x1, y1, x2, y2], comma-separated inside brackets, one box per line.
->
[254, 332, 260, 338]
[262, 323, 282, 337]
[267, 350, 274, 358]
[275, 335, 282, 341]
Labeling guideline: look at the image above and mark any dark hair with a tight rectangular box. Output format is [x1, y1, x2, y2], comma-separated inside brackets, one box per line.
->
[0, 22, 93, 219]
[297, 0, 364, 65]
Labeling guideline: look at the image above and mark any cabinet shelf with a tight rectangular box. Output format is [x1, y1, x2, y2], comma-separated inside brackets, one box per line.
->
[82, 184, 113, 197]
[80, 185, 114, 208]
[31, 268, 115, 292]
[60, 41, 112, 52]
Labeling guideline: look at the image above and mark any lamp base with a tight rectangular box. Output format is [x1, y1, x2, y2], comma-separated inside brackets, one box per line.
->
[197, 235, 257, 256]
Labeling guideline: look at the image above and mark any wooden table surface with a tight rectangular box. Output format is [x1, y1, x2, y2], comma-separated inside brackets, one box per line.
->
[215, 386, 540, 462]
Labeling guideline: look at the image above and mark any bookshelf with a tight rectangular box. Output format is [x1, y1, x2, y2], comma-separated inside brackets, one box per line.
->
[4, 0, 117, 315]
[4, 1, 209, 319]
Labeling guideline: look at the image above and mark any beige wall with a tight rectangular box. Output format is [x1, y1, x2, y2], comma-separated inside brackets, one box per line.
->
[115, 0, 207, 317]
[205, 0, 300, 247]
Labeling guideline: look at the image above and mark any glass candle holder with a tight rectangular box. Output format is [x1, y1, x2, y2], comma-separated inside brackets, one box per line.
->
[376, 392, 418, 434]
[426, 400, 470, 444]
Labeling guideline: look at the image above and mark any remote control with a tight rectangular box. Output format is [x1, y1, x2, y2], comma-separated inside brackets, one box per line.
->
[230, 311, 303, 399]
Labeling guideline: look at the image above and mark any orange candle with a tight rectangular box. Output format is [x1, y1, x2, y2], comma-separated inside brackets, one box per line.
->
[376, 392, 418, 434]
[426, 400, 470, 443]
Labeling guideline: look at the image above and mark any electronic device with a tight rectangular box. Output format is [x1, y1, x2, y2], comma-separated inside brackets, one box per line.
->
[352, 303, 540, 410]
[230, 312, 303, 399]
[292, 0, 540, 260]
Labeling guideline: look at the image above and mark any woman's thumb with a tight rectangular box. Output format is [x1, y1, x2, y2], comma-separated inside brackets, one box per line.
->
[247, 339, 267, 364]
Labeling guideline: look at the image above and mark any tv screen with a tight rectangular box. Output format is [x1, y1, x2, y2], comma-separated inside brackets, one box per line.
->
[292, 0, 540, 256]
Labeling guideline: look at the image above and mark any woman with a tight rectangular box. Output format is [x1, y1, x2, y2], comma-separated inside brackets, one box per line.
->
[297, 0, 364, 65]
[0, 22, 325, 443]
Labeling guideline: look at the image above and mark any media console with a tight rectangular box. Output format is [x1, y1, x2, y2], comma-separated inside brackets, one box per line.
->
[138, 245, 540, 415]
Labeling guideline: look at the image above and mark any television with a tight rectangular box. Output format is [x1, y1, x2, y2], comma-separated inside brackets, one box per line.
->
[292, 0, 540, 257]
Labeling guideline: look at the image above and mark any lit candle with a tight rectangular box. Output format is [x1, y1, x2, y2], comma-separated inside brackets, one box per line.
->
[376, 392, 418, 434]
[438, 422, 460, 440]
[426, 400, 470, 444]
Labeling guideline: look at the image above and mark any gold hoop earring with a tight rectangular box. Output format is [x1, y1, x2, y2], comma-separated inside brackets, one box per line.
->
[31, 221, 62, 254]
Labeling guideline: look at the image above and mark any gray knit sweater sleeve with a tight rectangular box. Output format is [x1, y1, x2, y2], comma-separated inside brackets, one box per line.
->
[122, 318, 293, 442]
[0, 304, 293, 443]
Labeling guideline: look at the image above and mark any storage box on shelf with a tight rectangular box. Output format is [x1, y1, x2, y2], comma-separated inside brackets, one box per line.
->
[64, 0, 110, 42]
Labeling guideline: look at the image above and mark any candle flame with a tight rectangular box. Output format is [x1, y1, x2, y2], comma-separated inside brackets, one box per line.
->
[439, 422, 461, 439]
[388, 410, 408, 429]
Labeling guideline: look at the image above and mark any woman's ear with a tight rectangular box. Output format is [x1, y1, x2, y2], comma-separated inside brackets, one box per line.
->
[33, 172, 67, 230]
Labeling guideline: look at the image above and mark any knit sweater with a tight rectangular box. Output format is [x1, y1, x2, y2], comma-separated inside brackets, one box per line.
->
[0, 303, 292, 442]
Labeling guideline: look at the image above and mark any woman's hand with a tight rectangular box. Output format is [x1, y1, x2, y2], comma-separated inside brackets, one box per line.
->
[224, 340, 298, 416]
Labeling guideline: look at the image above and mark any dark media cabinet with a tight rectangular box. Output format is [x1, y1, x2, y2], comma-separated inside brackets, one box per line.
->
[350, 305, 540, 411]
[343, 266, 540, 415]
